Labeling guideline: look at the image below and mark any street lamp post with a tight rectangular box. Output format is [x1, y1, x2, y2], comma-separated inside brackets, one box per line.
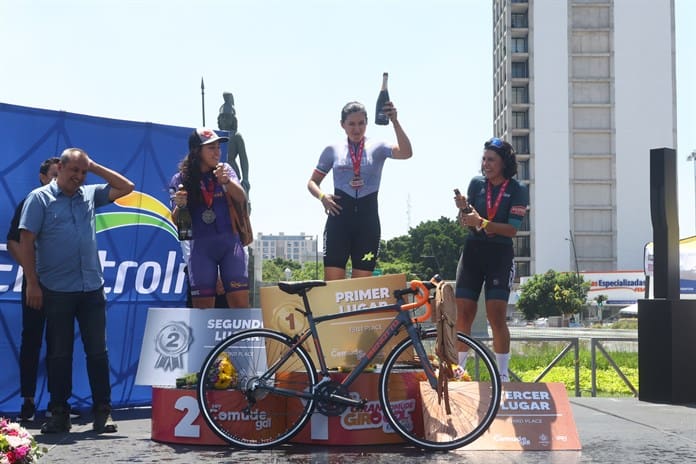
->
[565, 231, 582, 322]
[565, 230, 580, 277]
[687, 150, 696, 231]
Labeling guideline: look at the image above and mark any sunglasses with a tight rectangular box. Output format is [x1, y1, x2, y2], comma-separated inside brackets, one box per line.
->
[484, 137, 504, 149]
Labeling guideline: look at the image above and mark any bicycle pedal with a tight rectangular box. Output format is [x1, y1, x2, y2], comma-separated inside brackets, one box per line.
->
[330, 393, 365, 407]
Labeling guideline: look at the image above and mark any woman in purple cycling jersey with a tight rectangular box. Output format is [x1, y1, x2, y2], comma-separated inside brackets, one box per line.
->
[170, 127, 249, 309]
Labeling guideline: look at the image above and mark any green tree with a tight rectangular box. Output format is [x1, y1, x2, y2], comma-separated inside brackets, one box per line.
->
[593, 294, 608, 319]
[262, 258, 301, 282]
[294, 261, 324, 281]
[379, 235, 412, 264]
[517, 270, 590, 320]
[553, 272, 590, 316]
[380, 217, 468, 280]
[377, 259, 417, 279]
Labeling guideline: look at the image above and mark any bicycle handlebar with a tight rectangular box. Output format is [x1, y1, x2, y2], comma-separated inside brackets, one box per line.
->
[397, 280, 435, 322]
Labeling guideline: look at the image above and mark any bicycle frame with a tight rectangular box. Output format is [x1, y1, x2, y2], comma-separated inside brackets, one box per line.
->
[259, 281, 439, 406]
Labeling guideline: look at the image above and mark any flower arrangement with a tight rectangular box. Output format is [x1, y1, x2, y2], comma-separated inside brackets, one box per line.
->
[0, 417, 45, 464]
[206, 352, 237, 390]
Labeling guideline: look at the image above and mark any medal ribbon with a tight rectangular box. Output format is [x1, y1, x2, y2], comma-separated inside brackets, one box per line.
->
[348, 137, 365, 178]
[200, 177, 215, 208]
[486, 179, 509, 221]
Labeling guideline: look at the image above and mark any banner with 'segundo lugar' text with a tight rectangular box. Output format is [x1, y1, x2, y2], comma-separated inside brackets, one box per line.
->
[0, 102, 209, 413]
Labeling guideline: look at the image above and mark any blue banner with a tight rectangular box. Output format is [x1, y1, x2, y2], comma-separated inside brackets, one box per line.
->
[0, 102, 198, 413]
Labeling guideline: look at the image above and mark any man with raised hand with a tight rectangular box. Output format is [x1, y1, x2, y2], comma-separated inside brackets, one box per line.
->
[19, 148, 134, 434]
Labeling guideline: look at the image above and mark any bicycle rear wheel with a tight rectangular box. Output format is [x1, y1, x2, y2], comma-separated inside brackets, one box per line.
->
[379, 330, 501, 451]
[197, 329, 317, 449]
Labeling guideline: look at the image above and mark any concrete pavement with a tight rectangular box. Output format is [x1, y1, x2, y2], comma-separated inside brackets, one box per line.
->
[30, 397, 696, 463]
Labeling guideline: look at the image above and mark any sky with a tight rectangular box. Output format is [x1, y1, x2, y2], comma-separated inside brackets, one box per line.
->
[1, 0, 695, 245]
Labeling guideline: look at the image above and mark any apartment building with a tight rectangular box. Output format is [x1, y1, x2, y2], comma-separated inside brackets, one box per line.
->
[492, 0, 676, 277]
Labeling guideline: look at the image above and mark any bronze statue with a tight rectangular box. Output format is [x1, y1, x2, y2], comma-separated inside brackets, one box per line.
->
[217, 92, 250, 194]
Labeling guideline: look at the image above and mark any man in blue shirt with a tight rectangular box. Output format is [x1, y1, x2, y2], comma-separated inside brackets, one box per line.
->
[19, 148, 134, 434]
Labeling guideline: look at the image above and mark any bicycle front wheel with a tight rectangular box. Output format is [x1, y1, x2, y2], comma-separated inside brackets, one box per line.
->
[379, 330, 501, 451]
[197, 329, 317, 449]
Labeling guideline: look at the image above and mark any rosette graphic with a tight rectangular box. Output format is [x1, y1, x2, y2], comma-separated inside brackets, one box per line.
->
[154, 321, 194, 371]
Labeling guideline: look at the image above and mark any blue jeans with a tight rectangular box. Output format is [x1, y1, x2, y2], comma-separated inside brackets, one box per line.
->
[42, 286, 111, 410]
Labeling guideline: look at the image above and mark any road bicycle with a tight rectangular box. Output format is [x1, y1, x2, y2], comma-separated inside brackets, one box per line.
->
[197, 278, 501, 451]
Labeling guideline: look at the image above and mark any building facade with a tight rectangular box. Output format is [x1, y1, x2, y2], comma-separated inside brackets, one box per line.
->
[255, 232, 319, 264]
[492, 0, 677, 278]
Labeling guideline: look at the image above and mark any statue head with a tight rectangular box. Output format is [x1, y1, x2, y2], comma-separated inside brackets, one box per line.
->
[218, 92, 238, 131]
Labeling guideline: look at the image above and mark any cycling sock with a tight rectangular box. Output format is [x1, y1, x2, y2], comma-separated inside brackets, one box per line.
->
[458, 351, 469, 366]
[495, 352, 510, 378]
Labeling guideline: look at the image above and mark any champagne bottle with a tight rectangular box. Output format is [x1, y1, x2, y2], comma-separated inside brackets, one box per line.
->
[454, 188, 472, 213]
[176, 184, 193, 241]
[375, 72, 390, 125]
[454, 188, 476, 233]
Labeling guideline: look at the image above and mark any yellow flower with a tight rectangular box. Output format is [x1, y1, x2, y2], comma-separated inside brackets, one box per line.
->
[209, 352, 237, 390]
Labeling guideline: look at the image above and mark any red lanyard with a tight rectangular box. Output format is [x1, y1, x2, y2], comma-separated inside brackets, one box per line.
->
[486, 179, 509, 220]
[348, 138, 365, 177]
[200, 178, 215, 208]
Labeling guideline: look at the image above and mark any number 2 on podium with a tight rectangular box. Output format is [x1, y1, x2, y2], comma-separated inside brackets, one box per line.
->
[174, 395, 201, 438]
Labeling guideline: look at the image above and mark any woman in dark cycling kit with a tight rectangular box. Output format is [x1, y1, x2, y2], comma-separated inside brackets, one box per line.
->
[454, 137, 528, 381]
[308, 101, 413, 281]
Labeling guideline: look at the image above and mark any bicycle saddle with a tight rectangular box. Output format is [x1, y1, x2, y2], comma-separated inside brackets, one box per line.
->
[278, 280, 327, 295]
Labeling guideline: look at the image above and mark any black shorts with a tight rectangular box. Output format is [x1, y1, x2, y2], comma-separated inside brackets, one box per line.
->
[323, 190, 380, 272]
[455, 239, 515, 301]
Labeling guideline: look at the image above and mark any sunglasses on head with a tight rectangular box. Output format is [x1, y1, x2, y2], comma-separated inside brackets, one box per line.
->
[484, 137, 504, 149]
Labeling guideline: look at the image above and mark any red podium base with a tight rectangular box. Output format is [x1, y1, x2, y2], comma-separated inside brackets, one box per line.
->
[151, 379, 581, 450]
[288, 371, 418, 445]
[151, 386, 227, 445]
[150, 372, 419, 446]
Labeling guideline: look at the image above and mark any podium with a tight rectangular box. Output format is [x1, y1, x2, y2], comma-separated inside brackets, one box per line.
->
[140, 299, 580, 450]
[151, 380, 581, 450]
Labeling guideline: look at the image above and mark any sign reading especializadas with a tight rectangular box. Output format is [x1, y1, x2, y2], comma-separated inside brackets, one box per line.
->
[583, 271, 646, 305]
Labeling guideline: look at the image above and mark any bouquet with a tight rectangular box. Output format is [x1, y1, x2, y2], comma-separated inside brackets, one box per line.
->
[0, 417, 45, 464]
[207, 352, 237, 390]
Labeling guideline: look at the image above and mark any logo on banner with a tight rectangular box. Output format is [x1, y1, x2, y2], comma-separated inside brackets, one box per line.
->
[97, 191, 185, 298]
[154, 321, 194, 371]
[98, 191, 178, 239]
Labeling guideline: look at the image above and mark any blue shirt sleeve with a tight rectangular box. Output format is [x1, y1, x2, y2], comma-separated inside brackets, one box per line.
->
[19, 190, 46, 235]
[92, 184, 111, 208]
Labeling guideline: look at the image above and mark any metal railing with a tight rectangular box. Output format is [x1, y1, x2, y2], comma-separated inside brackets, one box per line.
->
[590, 338, 638, 397]
[477, 335, 638, 397]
